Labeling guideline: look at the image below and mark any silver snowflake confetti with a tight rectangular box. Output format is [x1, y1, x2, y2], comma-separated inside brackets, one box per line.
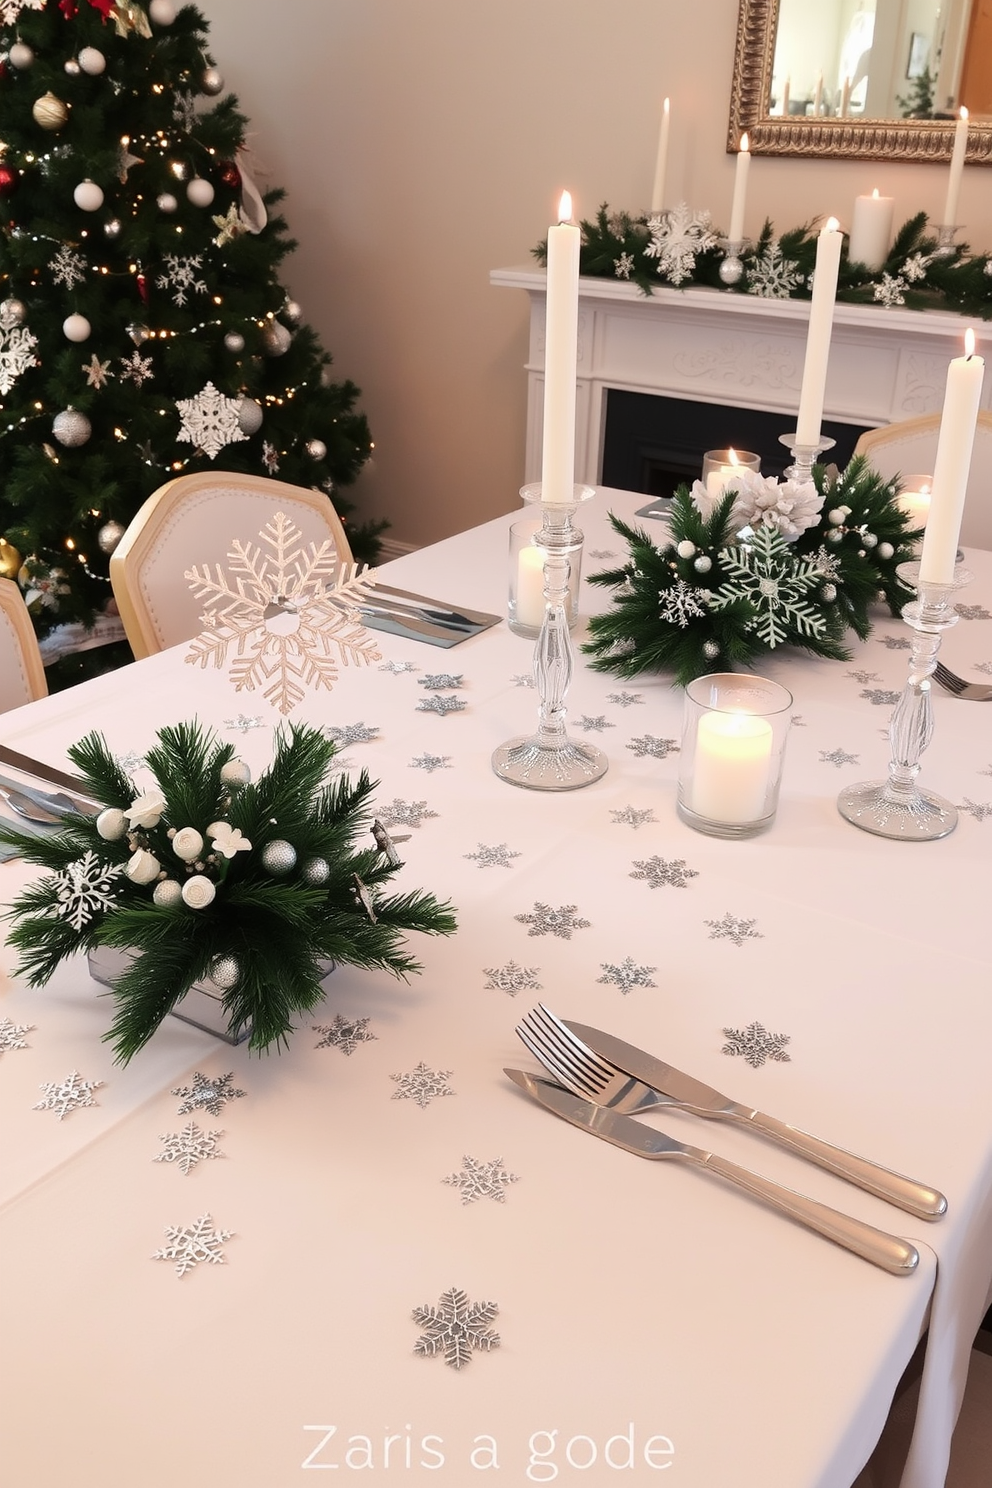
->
[171, 1071, 246, 1117]
[644, 201, 718, 286]
[153, 1214, 233, 1278]
[861, 688, 902, 706]
[175, 381, 248, 460]
[0, 1017, 33, 1055]
[379, 798, 438, 829]
[413, 1288, 500, 1369]
[846, 670, 881, 684]
[510, 673, 536, 688]
[597, 957, 658, 994]
[119, 349, 154, 386]
[420, 673, 463, 690]
[154, 1123, 225, 1176]
[608, 691, 644, 707]
[0, 319, 38, 395]
[114, 749, 145, 772]
[52, 851, 124, 930]
[820, 748, 859, 768]
[34, 1070, 104, 1121]
[326, 722, 380, 747]
[790, 715, 806, 726]
[380, 660, 418, 674]
[82, 354, 113, 388]
[630, 856, 699, 890]
[515, 903, 591, 939]
[627, 735, 680, 760]
[391, 1062, 455, 1109]
[610, 805, 657, 829]
[464, 842, 521, 869]
[956, 605, 992, 620]
[50, 244, 87, 289]
[958, 798, 992, 823]
[314, 1015, 377, 1055]
[410, 753, 451, 773]
[879, 634, 911, 650]
[659, 578, 708, 628]
[975, 662, 992, 675]
[156, 253, 207, 306]
[711, 527, 826, 647]
[483, 960, 542, 995]
[417, 694, 466, 717]
[722, 1021, 791, 1068]
[224, 713, 265, 734]
[576, 714, 615, 732]
[705, 913, 763, 947]
[443, 1156, 519, 1205]
[588, 549, 618, 560]
[746, 242, 802, 299]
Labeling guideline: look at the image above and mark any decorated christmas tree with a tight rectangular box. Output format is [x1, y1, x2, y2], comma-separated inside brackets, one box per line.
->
[0, 0, 378, 663]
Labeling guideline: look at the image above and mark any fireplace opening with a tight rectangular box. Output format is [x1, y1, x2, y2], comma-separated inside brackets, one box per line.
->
[600, 390, 872, 498]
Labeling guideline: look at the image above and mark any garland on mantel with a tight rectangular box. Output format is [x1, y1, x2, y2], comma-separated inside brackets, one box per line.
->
[534, 206, 992, 318]
[582, 456, 921, 686]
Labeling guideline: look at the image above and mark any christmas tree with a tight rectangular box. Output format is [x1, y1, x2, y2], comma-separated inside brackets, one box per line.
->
[0, 0, 379, 666]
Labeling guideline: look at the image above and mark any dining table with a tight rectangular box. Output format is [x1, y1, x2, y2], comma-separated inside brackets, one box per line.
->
[1, 486, 991, 1488]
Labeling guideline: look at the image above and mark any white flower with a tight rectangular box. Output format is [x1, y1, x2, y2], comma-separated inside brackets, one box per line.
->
[126, 848, 161, 885]
[691, 471, 824, 540]
[172, 826, 204, 862]
[207, 820, 252, 858]
[125, 788, 166, 829]
[181, 874, 216, 910]
[96, 807, 126, 841]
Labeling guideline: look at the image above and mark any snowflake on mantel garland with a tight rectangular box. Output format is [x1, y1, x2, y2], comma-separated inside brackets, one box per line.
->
[873, 273, 908, 308]
[643, 203, 718, 286]
[746, 242, 802, 299]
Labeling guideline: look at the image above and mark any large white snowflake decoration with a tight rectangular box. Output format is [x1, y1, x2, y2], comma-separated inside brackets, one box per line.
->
[0, 0, 44, 23]
[34, 1070, 104, 1120]
[153, 1213, 234, 1278]
[185, 512, 382, 715]
[175, 381, 248, 461]
[659, 579, 708, 628]
[52, 851, 124, 930]
[746, 242, 802, 299]
[413, 1287, 500, 1369]
[710, 526, 827, 647]
[157, 253, 208, 306]
[644, 203, 718, 286]
[0, 315, 38, 396]
[50, 244, 87, 289]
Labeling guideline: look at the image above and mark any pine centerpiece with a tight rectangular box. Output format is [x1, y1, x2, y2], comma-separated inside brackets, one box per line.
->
[0, 722, 456, 1061]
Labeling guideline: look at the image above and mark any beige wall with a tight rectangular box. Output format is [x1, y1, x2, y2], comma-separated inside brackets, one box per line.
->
[204, 0, 992, 549]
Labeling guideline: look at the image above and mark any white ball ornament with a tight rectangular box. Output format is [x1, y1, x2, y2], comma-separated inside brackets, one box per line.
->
[149, 0, 177, 22]
[9, 42, 35, 69]
[676, 540, 696, 559]
[237, 397, 263, 435]
[220, 758, 251, 787]
[877, 541, 894, 560]
[261, 839, 296, 876]
[152, 879, 183, 908]
[97, 520, 125, 555]
[284, 300, 302, 324]
[52, 409, 92, 447]
[62, 312, 91, 342]
[305, 438, 327, 461]
[224, 331, 245, 354]
[96, 807, 127, 841]
[693, 555, 713, 573]
[156, 192, 178, 213]
[78, 47, 106, 75]
[74, 179, 104, 212]
[1, 297, 26, 324]
[64, 58, 81, 77]
[172, 826, 205, 862]
[181, 874, 216, 909]
[186, 176, 215, 208]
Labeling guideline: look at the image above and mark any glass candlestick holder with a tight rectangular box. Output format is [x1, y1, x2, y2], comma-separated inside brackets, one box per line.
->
[779, 432, 836, 488]
[718, 238, 747, 287]
[493, 484, 608, 791]
[931, 225, 960, 260]
[837, 560, 972, 840]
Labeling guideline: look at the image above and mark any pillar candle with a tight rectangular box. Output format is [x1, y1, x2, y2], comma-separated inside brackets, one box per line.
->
[919, 331, 985, 584]
[650, 97, 670, 214]
[812, 72, 823, 117]
[848, 188, 894, 271]
[795, 218, 842, 448]
[691, 712, 773, 824]
[541, 191, 580, 506]
[896, 476, 932, 529]
[728, 133, 750, 244]
[515, 541, 547, 629]
[942, 107, 969, 227]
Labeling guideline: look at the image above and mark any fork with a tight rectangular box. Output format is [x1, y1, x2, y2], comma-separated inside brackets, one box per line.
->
[517, 1005, 946, 1219]
[932, 662, 992, 701]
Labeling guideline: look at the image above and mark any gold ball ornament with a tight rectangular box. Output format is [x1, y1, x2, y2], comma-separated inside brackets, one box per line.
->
[97, 520, 125, 554]
[32, 93, 70, 132]
[0, 537, 22, 580]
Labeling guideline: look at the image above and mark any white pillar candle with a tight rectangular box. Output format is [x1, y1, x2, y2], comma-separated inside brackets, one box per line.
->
[813, 72, 823, 117]
[515, 541, 547, 629]
[919, 330, 985, 584]
[691, 712, 773, 824]
[650, 97, 670, 214]
[848, 188, 894, 271]
[942, 107, 969, 227]
[795, 218, 843, 448]
[705, 449, 745, 497]
[896, 476, 932, 528]
[727, 133, 750, 243]
[541, 191, 580, 506]
[840, 76, 852, 116]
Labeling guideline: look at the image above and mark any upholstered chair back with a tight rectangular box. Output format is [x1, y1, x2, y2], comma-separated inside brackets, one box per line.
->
[0, 577, 47, 714]
[854, 412, 992, 550]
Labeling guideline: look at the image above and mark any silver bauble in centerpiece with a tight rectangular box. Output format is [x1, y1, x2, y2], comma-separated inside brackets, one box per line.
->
[52, 409, 92, 447]
[152, 879, 183, 908]
[703, 640, 720, 660]
[300, 855, 330, 886]
[261, 839, 296, 876]
[208, 954, 241, 989]
[305, 438, 327, 461]
[237, 397, 263, 435]
[261, 320, 291, 357]
[219, 758, 251, 787]
[97, 520, 126, 554]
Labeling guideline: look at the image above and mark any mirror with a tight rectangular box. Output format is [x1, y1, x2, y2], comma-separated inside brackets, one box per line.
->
[728, 0, 992, 162]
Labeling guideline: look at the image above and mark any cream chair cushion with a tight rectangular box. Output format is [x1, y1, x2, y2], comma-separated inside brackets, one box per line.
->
[854, 412, 992, 550]
[0, 577, 47, 713]
[110, 472, 354, 659]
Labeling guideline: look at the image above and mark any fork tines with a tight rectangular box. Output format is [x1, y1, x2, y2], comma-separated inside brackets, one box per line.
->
[516, 1004, 610, 1097]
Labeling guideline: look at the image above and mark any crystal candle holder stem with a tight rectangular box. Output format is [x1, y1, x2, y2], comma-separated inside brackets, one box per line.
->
[837, 562, 972, 840]
[493, 484, 608, 791]
[779, 432, 836, 488]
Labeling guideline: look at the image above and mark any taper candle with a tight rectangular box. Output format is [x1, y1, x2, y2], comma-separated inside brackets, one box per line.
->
[795, 218, 842, 448]
[942, 107, 969, 227]
[812, 71, 823, 116]
[650, 97, 670, 214]
[541, 190, 580, 506]
[919, 330, 985, 584]
[728, 133, 750, 243]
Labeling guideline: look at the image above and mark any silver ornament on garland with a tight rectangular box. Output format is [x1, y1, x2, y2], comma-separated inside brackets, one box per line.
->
[703, 640, 720, 660]
[1, 298, 26, 325]
[261, 839, 296, 876]
[237, 396, 263, 435]
[97, 520, 125, 554]
[152, 879, 183, 908]
[305, 438, 327, 461]
[201, 66, 224, 95]
[300, 855, 330, 886]
[224, 331, 245, 354]
[208, 954, 240, 989]
[52, 409, 92, 447]
[261, 321, 291, 357]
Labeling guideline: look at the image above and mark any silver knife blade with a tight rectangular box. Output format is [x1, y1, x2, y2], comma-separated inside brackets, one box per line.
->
[0, 744, 100, 803]
[565, 1020, 742, 1115]
[505, 1067, 684, 1157]
[374, 584, 501, 628]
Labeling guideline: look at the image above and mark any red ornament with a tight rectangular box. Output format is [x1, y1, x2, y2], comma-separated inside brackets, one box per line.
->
[60, 0, 79, 15]
[88, 0, 116, 16]
[219, 160, 241, 190]
[0, 165, 19, 197]
[136, 272, 148, 303]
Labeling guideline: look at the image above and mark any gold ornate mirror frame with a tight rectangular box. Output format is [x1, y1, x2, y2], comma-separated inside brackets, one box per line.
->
[728, 0, 992, 164]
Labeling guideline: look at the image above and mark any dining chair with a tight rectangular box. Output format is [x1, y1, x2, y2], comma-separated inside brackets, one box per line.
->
[0, 577, 48, 713]
[854, 412, 992, 550]
[109, 471, 354, 659]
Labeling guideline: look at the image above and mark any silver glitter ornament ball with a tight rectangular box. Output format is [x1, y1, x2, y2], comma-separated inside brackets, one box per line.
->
[694, 555, 713, 573]
[53, 409, 92, 447]
[201, 66, 224, 95]
[224, 331, 245, 354]
[703, 639, 720, 660]
[261, 839, 297, 876]
[238, 397, 264, 435]
[208, 954, 241, 989]
[719, 255, 744, 286]
[300, 855, 330, 886]
[152, 879, 183, 908]
[1, 297, 26, 325]
[97, 520, 125, 554]
[262, 321, 291, 357]
[305, 438, 327, 461]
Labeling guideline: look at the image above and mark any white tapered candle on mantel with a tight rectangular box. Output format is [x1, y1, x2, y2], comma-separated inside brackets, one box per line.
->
[780, 76, 790, 116]
[650, 97, 671, 213]
[918, 330, 985, 584]
[812, 72, 823, 116]
[848, 188, 893, 271]
[840, 76, 852, 116]
[728, 133, 750, 243]
[540, 190, 580, 506]
[942, 107, 969, 227]
[795, 217, 843, 448]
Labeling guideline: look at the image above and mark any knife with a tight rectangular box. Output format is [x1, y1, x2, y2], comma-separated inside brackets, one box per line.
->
[373, 584, 501, 629]
[0, 744, 100, 805]
[566, 1019, 947, 1222]
[505, 1068, 920, 1276]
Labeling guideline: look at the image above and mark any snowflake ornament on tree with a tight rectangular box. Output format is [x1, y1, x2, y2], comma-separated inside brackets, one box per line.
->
[413, 1288, 500, 1369]
[175, 381, 249, 461]
[185, 513, 382, 714]
[746, 242, 802, 299]
[153, 1213, 234, 1278]
[52, 851, 124, 930]
[644, 203, 718, 286]
[0, 314, 38, 396]
[50, 244, 87, 290]
[711, 526, 827, 647]
[119, 350, 154, 387]
[156, 254, 208, 306]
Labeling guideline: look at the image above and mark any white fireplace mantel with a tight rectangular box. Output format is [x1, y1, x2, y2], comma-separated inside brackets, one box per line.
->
[491, 265, 990, 486]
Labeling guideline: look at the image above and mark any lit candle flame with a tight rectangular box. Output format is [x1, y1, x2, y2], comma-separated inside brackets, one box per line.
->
[739, 132, 749, 153]
[965, 327, 976, 359]
[557, 190, 572, 224]
[871, 188, 880, 200]
[825, 216, 840, 232]
[960, 106, 969, 122]
[728, 448, 740, 465]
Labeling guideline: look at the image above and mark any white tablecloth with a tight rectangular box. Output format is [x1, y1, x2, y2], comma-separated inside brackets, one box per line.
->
[2, 489, 991, 1488]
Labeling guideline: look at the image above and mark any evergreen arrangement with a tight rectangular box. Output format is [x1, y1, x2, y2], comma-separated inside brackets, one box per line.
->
[0, 0, 380, 649]
[583, 457, 921, 686]
[0, 721, 457, 1062]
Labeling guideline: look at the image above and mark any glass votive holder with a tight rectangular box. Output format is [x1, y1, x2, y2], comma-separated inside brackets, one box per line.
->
[701, 448, 761, 498]
[677, 673, 793, 838]
[508, 519, 582, 638]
